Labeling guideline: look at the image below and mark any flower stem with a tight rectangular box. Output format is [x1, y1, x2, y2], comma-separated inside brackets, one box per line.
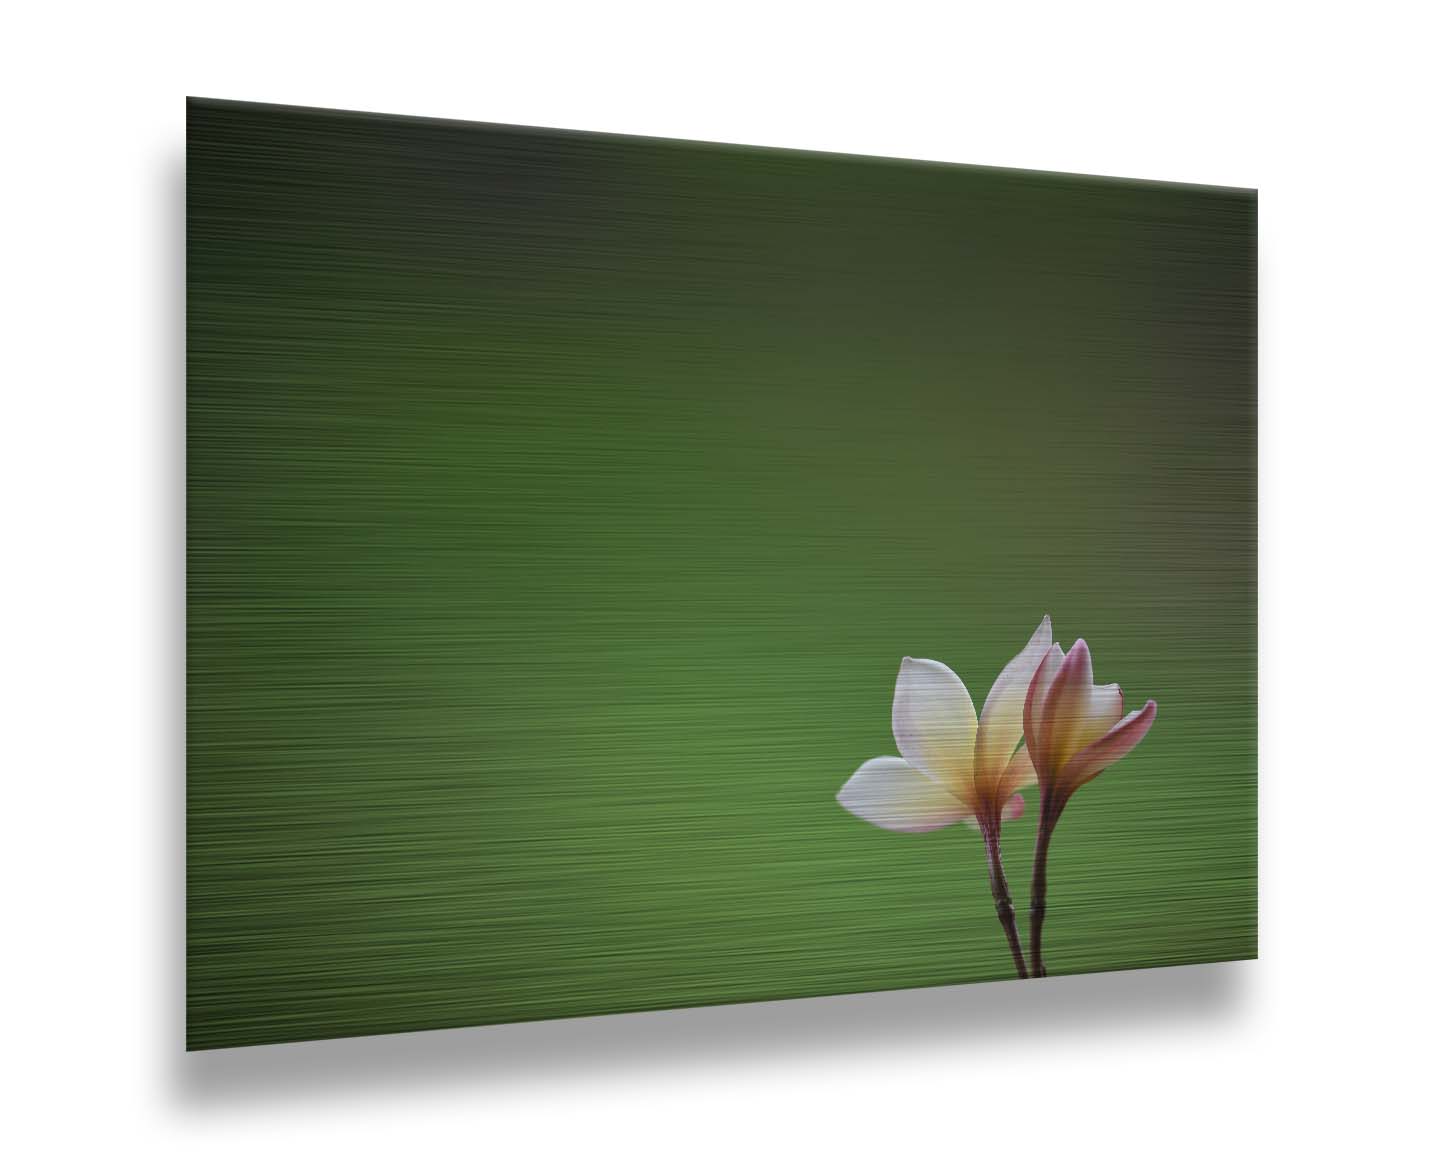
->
[980, 823, 1029, 979]
[1029, 802, 1059, 978]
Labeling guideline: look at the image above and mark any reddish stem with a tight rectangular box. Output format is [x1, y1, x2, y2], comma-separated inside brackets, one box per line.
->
[1029, 794, 1068, 978]
[980, 822, 1029, 979]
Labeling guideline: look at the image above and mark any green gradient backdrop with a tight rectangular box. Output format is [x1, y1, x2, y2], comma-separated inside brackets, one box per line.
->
[186, 99, 1256, 1050]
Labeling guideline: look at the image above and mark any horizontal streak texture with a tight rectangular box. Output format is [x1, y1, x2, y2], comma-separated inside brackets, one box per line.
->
[186, 99, 1256, 1049]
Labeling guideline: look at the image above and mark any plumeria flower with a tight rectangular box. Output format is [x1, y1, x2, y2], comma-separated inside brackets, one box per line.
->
[836, 616, 1053, 837]
[1022, 637, 1157, 814]
[1022, 634, 1157, 976]
[836, 616, 1055, 978]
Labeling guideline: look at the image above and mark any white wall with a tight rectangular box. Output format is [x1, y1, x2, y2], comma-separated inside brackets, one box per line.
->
[7, 2, 1436, 1147]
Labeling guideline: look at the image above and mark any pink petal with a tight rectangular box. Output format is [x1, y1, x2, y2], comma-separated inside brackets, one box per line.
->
[1060, 700, 1158, 795]
[1043, 640, 1129, 771]
[1022, 643, 1064, 768]
[1000, 792, 1026, 821]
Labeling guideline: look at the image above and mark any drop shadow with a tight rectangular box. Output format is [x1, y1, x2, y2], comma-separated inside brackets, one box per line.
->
[160, 138, 187, 1078]
[173, 961, 1252, 1108]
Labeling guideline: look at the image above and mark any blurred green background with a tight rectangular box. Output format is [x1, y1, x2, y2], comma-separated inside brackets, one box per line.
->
[187, 99, 1255, 1050]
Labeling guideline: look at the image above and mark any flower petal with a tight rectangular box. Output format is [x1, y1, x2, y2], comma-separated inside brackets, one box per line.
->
[891, 657, 978, 799]
[1000, 792, 1026, 821]
[837, 756, 973, 833]
[999, 741, 1038, 796]
[1069, 682, 1124, 763]
[1060, 700, 1158, 794]
[1042, 639, 1094, 764]
[1023, 643, 1064, 773]
[975, 616, 1053, 789]
[1041, 640, 1126, 770]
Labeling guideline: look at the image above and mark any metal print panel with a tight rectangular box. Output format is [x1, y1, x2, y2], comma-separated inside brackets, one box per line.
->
[186, 98, 1256, 1050]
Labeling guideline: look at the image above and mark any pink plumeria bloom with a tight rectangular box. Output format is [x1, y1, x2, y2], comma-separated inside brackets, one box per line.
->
[1022, 637, 1157, 809]
[837, 617, 1054, 835]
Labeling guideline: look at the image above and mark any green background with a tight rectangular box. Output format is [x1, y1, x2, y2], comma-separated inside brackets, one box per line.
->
[187, 99, 1255, 1050]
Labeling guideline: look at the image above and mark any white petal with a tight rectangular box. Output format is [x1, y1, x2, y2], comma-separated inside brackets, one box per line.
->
[975, 616, 1053, 787]
[891, 657, 978, 798]
[837, 757, 972, 833]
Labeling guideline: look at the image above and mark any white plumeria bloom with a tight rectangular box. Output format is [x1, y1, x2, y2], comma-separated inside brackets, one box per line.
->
[837, 617, 1053, 834]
